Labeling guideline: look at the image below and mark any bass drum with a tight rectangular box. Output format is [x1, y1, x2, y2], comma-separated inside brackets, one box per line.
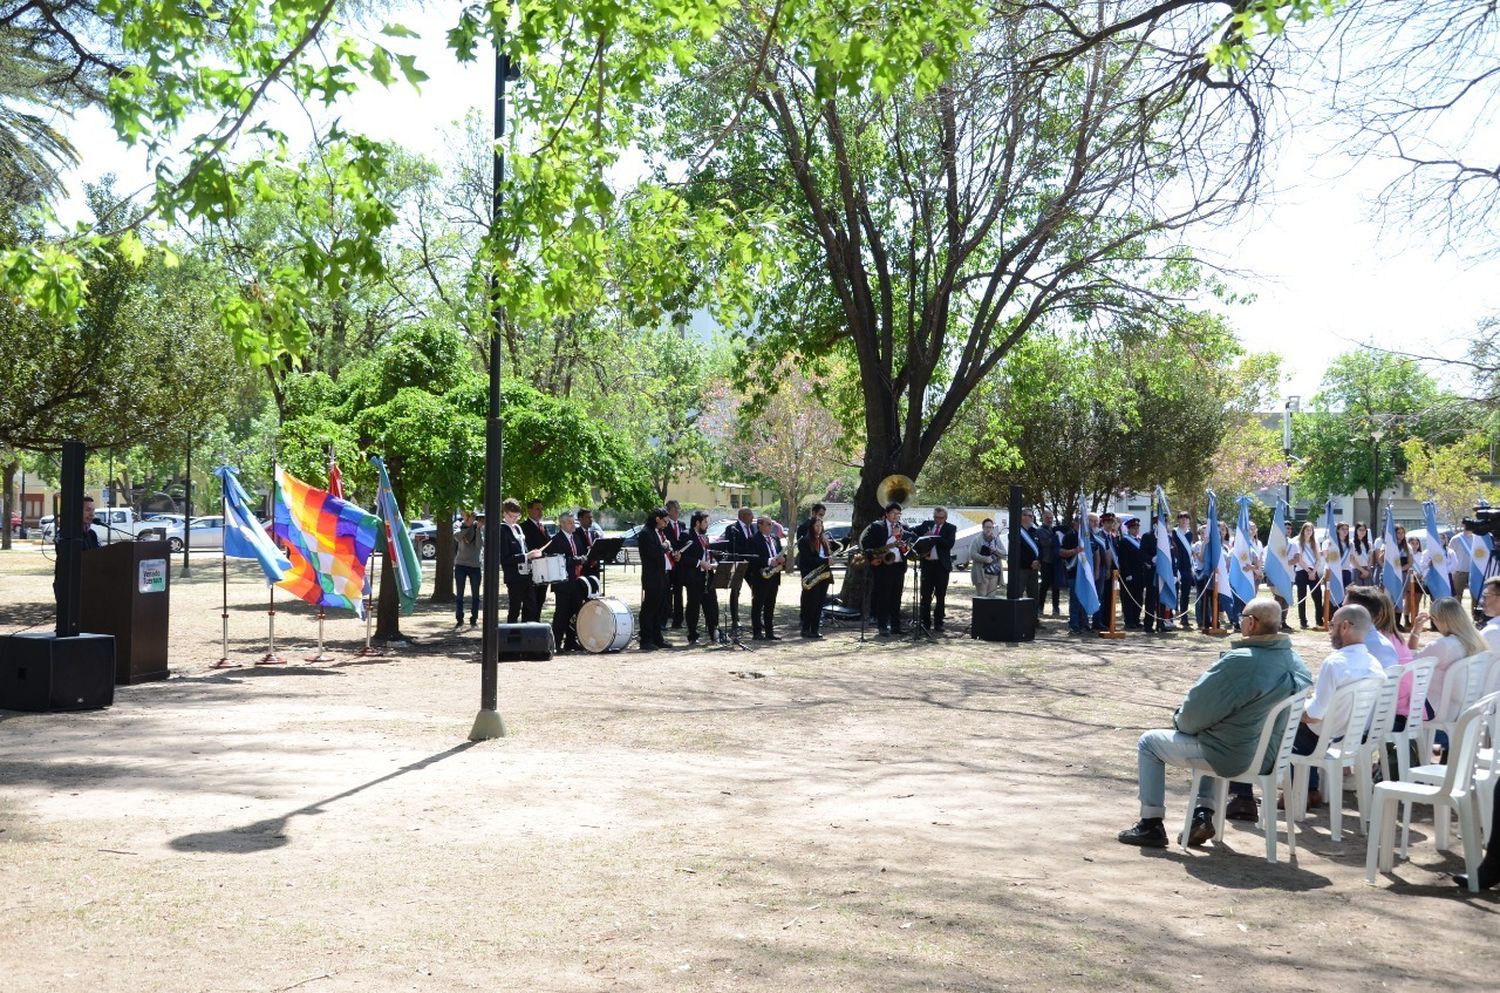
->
[576, 596, 634, 653]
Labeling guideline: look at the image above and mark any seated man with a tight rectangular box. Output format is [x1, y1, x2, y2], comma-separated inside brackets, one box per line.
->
[1281, 603, 1388, 809]
[1118, 598, 1312, 848]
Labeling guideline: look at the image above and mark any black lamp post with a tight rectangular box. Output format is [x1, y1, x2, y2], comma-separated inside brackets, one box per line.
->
[1283, 396, 1299, 513]
[181, 434, 193, 577]
[472, 20, 520, 742]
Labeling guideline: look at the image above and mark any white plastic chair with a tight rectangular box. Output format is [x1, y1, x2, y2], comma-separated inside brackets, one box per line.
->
[1424, 652, 1493, 760]
[1286, 676, 1385, 842]
[1366, 691, 1500, 893]
[1382, 657, 1437, 784]
[1178, 693, 1306, 863]
[1347, 676, 1404, 834]
[1403, 689, 1500, 855]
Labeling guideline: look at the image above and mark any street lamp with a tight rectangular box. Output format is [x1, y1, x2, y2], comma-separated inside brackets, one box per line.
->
[472, 16, 521, 743]
[181, 434, 193, 577]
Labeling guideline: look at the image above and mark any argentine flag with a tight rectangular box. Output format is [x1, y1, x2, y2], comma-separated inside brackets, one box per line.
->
[1152, 487, 1177, 605]
[1421, 501, 1453, 600]
[1074, 507, 1102, 617]
[1264, 497, 1294, 602]
[1322, 498, 1345, 608]
[214, 465, 291, 584]
[1381, 506, 1405, 606]
[1227, 496, 1258, 604]
[1467, 532, 1494, 601]
[1203, 491, 1222, 584]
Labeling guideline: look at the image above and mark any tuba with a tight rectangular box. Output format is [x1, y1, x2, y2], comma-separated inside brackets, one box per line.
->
[876, 473, 915, 507]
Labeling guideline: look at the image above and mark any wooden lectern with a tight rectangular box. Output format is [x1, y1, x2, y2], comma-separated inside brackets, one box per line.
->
[80, 540, 172, 684]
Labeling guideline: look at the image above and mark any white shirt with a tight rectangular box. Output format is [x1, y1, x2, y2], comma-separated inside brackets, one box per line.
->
[1415, 634, 1482, 721]
[1484, 615, 1500, 654]
[1452, 534, 1474, 572]
[1349, 542, 1372, 570]
[1306, 642, 1386, 729]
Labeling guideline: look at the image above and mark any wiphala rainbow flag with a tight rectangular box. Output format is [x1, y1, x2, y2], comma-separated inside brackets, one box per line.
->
[274, 466, 380, 617]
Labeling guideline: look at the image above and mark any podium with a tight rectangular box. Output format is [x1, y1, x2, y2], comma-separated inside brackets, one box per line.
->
[80, 540, 172, 684]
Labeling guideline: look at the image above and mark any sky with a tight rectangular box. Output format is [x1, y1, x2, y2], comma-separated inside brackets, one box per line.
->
[49, 5, 1500, 406]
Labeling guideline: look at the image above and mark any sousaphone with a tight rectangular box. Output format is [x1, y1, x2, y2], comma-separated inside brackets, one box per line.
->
[876, 473, 915, 507]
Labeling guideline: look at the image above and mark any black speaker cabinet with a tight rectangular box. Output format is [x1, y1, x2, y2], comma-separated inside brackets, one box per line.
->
[0, 633, 116, 711]
[971, 597, 1038, 643]
[495, 623, 554, 662]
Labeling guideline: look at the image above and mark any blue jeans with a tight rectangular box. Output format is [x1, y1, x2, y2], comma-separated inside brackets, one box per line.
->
[454, 564, 481, 622]
[1137, 730, 1216, 819]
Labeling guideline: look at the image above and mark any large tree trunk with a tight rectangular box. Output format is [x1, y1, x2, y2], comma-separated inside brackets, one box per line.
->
[373, 458, 407, 642]
[431, 508, 455, 603]
[1, 460, 15, 551]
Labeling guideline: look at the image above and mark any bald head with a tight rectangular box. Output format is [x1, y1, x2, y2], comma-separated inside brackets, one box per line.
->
[1330, 604, 1372, 648]
[1240, 598, 1283, 633]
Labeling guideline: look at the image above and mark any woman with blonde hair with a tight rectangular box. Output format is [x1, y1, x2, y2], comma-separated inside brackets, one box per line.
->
[1412, 596, 1490, 723]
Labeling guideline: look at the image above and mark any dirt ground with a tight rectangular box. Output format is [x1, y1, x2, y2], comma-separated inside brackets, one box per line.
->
[1, 548, 1495, 993]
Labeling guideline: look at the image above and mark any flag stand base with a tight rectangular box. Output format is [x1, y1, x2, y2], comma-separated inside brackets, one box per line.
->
[304, 610, 336, 663]
[1099, 570, 1126, 639]
[213, 611, 238, 667]
[469, 708, 506, 741]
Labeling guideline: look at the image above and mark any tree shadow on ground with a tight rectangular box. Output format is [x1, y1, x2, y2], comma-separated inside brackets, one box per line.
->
[168, 740, 480, 854]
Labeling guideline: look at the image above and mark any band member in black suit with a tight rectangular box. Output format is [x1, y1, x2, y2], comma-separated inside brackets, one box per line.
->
[499, 498, 544, 622]
[1171, 511, 1195, 629]
[1117, 515, 1146, 629]
[861, 502, 908, 636]
[1012, 508, 1043, 607]
[574, 508, 598, 581]
[678, 510, 720, 645]
[541, 512, 589, 652]
[662, 499, 688, 629]
[722, 506, 758, 633]
[636, 508, 673, 650]
[745, 516, 786, 640]
[522, 499, 550, 619]
[1038, 509, 1062, 616]
[913, 507, 958, 631]
[796, 503, 827, 542]
[1140, 516, 1164, 633]
[797, 517, 834, 638]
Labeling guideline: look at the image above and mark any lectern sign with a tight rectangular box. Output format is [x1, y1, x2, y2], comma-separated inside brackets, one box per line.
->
[138, 558, 167, 594]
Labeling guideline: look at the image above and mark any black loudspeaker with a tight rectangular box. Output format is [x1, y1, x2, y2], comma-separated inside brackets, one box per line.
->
[971, 597, 1038, 643]
[495, 623, 554, 662]
[0, 633, 116, 711]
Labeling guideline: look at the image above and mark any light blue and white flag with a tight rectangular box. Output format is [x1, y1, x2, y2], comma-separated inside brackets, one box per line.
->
[1074, 502, 1101, 617]
[214, 465, 290, 584]
[1203, 491, 1222, 584]
[1152, 487, 1177, 605]
[1227, 496, 1258, 604]
[1421, 500, 1453, 600]
[1468, 532, 1494, 601]
[1381, 506, 1405, 606]
[1264, 497, 1294, 603]
[1322, 498, 1345, 608]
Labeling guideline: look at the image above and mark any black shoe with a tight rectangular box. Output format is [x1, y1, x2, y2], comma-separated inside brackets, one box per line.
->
[639, 643, 657, 652]
[766, 633, 783, 641]
[810, 631, 824, 639]
[933, 621, 944, 631]
[1453, 863, 1500, 890]
[1117, 819, 1169, 848]
[687, 635, 700, 645]
[892, 626, 906, 635]
[1188, 808, 1216, 847]
[657, 639, 675, 649]
[878, 628, 891, 637]
[1225, 794, 1259, 822]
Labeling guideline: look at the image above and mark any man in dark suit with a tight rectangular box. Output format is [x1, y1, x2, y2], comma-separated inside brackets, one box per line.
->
[1141, 516, 1165, 633]
[1172, 511, 1195, 630]
[722, 507, 757, 634]
[1117, 515, 1146, 629]
[636, 508, 672, 650]
[796, 503, 827, 542]
[574, 507, 598, 584]
[662, 499, 688, 630]
[1038, 509, 1062, 616]
[540, 513, 589, 651]
[678, 510, 720, 645]
[499, 498, 543, 622]
[744, 516, 786, 640]
[1012, 508, 1043, 612]
[522, 499, 550, 619]
[914, 507, 958, 631]
[860, 502, 908, 636]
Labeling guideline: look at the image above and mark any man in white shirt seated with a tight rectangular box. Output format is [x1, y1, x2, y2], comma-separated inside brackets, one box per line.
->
[1482, 577, 1500, 652]
[1283, 604, 1387, 809]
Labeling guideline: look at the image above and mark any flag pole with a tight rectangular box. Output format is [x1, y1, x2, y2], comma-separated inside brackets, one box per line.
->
[214, 468, 236, 668]
[1205, 572, 1228, 636]
[1100, 568, 1125, 640]
[1319, 565, 1331, 631]
[305, 608, 334, 663]
[259, 585, 284, 665]
[358, 551, 382, 656]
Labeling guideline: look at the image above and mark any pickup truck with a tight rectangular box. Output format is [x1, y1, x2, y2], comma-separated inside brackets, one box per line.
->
[88, 507, 184, 548]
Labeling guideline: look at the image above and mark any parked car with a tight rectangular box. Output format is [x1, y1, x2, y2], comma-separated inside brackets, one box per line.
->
[88, 506, 182, 546]
[409, 520, 438, 559]
[175, 516, 226, 552]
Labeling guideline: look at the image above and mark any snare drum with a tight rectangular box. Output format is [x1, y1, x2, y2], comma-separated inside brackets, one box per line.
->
[576, 596, 633, 653]
[530, 554, 568, 584]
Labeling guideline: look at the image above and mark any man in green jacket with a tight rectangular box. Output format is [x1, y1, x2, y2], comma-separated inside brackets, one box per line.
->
[1118, 598, 1313, 848]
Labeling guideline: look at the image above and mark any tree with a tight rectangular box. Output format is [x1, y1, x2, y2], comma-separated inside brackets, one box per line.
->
[1295, 350, 1462, 524]
[660, 2, 1279, 548]
[1401, 434, 1500, 531]
[702, 365, 849, 525]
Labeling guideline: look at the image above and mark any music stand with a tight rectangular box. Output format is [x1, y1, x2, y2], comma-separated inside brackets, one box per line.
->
[586, 537, 625, 596]
[713, 553, 755, 651]
[905, 537, 939, 641]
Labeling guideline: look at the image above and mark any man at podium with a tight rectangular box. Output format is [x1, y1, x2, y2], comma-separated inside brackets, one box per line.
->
[52, 495, 99, 606]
